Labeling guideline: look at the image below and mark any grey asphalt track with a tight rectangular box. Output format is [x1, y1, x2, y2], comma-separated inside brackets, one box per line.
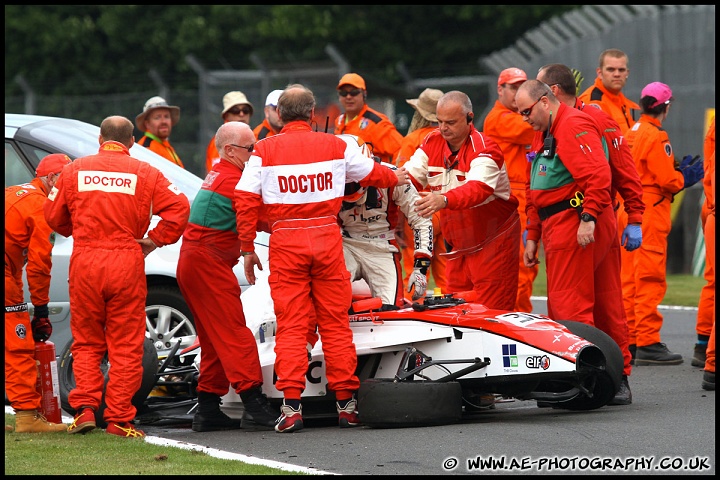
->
[140, 299, 715, 475]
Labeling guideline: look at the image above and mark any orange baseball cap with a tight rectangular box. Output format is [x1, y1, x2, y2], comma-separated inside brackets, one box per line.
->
[36, 153, 72, 177]
[337, 73, 366, 90]
[498, 67, 527, 86]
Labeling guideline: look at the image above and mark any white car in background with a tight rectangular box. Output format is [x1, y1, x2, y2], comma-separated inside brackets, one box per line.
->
[5, 113, 269, 358]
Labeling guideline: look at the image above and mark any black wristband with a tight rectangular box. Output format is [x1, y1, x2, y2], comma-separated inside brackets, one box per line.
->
[33, 304, 49, 318]
[413, 258, 431, 275]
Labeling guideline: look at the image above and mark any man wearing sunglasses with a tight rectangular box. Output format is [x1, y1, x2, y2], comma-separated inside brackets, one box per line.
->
[206, 91, 254, 175]
[516, 81, 622, 376]
[179, 121, 277, 432]
[536, 63, 646, 406]
[334, 73, 404, 165]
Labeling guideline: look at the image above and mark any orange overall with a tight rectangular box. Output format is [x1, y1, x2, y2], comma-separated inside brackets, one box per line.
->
[579, 77, 640, 134]
[483, 99, 538, 312]
[335, 104, 404, 165]
[622, 115, 684, 347]
[5, 178, 53, 411]
[137, 132, 184, 168]
[696, 118, 715, 341]
[702, 143, 715, 375]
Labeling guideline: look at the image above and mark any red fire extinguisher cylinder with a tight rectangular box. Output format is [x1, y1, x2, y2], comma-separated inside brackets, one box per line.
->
[34, 340, 62, 424]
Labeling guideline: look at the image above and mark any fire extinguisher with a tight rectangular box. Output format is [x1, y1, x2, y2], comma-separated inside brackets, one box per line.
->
[35, 340, 62, 424]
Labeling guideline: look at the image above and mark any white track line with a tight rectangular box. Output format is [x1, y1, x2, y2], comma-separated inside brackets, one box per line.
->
[5, 406, 335, 475]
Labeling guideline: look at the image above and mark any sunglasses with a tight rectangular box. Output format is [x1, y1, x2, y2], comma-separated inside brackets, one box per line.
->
[228, 106, 252, 115]
[338, 88, 363, 98]
[519, 94, 547, 118]
[229, 143, 254, 153]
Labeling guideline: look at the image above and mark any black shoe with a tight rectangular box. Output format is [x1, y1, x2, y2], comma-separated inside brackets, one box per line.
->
[608, 376, 632, 405]
[691, 343, 707, 367]
[629, 344, 636, 366]
[702, 371, 715, 391]
[240, 387, 277, 430]
[192, 410, 242, 432]
[635, 343, 683, 366]
[192, 391, 242, 432]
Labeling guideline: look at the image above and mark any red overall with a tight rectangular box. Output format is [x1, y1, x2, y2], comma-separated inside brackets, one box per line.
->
[44, 141, 189, 423]
[525, 104, 627, 374]
[234, 122, 399, 401]
[178, 160, 266, 396]
[404, 127, 520, 310]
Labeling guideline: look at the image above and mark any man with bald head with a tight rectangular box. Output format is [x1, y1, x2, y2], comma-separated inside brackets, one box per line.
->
[177, 121, 278, 432]
[536, 64, 643, 404]
[45, 115, 190, 438]
[404, 90, 520, 311]
[516, 81, 622, 374]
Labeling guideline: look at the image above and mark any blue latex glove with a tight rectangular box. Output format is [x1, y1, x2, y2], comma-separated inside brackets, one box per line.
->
[621, 224, 642, 252]
[679, 154, 700, 169]
[522, 229, 528, 247]
[679, 158, 704, 188]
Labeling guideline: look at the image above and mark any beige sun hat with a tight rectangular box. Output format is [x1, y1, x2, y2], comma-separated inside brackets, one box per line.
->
[135, 96, 180, 130]
[406, 88, 443, 123]
[222, 91, 254, 116]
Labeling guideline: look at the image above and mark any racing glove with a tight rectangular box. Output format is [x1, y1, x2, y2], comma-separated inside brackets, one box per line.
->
[620, 224, 642, 252]
[677, 155, 704, 189]
[31, 304, 52, 342]
[407, 258, 430, 301]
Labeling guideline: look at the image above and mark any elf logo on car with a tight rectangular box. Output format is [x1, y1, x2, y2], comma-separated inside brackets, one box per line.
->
[526, 355, 551, 370]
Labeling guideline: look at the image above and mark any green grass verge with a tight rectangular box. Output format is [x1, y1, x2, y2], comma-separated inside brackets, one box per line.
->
[4, 414, 305, 475]
[530, 263, 705, 307]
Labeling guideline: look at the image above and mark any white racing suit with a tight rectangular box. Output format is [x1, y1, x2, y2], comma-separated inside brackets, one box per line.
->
[339, 162, 432, 307]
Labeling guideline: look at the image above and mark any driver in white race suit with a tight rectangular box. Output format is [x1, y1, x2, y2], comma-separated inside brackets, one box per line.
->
[339, 149, 433, 309]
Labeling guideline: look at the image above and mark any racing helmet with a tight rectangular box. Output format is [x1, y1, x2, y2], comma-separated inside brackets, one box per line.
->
[344, 182, 367, 203]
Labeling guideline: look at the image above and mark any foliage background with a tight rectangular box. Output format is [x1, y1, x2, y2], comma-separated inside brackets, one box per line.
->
[5, 6, 579, 97]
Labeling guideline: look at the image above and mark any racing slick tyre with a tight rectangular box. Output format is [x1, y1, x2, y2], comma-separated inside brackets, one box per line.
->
[358, 378, 462, 428]
[58, 337, 158, 428]
[553, 320, 623, 411]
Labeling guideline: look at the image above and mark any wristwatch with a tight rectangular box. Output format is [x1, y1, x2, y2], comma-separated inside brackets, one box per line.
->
[580, 212, 596, 223]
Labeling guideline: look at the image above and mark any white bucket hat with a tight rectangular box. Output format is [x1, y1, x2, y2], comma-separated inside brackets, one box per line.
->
[135, 96, 180, 130]
[222, 91, 254, 116]
[406, 88, 443, 123]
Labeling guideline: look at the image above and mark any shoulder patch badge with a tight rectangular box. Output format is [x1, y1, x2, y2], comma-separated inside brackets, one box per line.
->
[664, 143, 673, 157]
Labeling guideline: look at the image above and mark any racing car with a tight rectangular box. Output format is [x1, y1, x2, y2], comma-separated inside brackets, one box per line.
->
[58, 286, 623, 429]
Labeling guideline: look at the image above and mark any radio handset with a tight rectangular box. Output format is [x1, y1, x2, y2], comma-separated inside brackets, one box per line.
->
[542, 111, 556, 158]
